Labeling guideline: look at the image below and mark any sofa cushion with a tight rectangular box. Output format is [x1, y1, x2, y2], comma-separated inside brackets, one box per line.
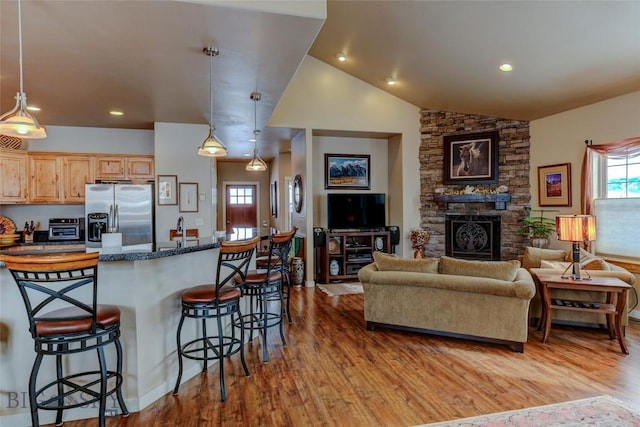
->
[372, 251, 439, 273]
[539, 257, 611, 271]
[439, 256, 520, 282]
[521, 247, 567, 269]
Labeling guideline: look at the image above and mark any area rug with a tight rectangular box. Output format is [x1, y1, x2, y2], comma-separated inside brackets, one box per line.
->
[317, 282, 363, 297]
[418, 395, 640, 427]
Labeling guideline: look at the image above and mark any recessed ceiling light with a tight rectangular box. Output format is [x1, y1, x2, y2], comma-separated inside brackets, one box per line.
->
[110, 110, 124, 116]
[249, 137, 256, 142]
[243, 153, 251, 157]
[499, 63, 513, 72]
[336, 52, 347, 62]
[385, 77, 396, 86]
[26, 106, 40, 112]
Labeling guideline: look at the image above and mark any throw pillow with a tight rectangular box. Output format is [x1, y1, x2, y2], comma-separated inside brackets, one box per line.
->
[372, 251, 439, 273]
[540, 260, 571, 269]
[580, 256, 611, 270]
[521, 247, 567, 269]
[439, 256, 520, 282]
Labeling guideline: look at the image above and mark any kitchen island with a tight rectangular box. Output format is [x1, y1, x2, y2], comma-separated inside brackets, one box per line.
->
[0, 241, 255, 426]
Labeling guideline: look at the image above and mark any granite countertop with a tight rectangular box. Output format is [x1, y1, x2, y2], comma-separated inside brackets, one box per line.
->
[98, 242, 219, 261]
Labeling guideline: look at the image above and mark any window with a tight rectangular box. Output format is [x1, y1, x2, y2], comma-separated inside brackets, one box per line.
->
[229, 187, 253, 205]
[593, 151, 640, 259]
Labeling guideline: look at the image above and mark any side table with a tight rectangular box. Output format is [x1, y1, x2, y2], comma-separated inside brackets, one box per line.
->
[533, 273, 631, 354]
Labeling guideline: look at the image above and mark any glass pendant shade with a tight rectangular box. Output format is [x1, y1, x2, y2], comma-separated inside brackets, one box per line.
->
[246, 149, 267, 171]
[0, 0, 47, 139]
[0, 93, 47, 138]
[197, 125, 227, 157]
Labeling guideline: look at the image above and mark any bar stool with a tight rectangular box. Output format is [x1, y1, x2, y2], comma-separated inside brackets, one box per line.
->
[173, 236, 259, 401]
[255, 227, 298, 323]
[238, 228, 297, 362]
[1, 252, 128, 427]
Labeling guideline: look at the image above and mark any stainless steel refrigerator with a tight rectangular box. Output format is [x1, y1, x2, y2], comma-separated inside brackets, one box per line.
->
[85, 183, 154, 252]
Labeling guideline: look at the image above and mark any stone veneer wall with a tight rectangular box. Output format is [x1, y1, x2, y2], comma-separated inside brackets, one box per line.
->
[419, 110, 531, 261]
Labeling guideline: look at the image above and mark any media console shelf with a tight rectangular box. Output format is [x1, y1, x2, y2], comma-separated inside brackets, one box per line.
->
[319, 230, 390, 284]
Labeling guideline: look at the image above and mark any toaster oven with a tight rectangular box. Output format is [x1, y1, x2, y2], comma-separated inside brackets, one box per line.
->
[48, 218, 81, 241]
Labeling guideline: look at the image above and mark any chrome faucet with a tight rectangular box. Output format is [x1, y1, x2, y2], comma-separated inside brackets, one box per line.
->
[176, 216, 185, 248]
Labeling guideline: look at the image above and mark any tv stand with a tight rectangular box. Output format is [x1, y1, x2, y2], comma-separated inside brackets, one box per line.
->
[319, 230, 390, 284]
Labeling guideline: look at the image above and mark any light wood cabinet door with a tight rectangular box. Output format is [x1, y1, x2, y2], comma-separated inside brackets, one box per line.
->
[127, 156, 154, 179]
[29, 154, 61, 203]
[95, 156, 126, 180]
[0, 149, 28, 203]
[62, 155, 94, 204]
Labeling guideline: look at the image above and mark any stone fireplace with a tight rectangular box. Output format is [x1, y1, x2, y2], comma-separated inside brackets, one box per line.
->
[418, 109, 532, 261]
[445, 215, 501, 260]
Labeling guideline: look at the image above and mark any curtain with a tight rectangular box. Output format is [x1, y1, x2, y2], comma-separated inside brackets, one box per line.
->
[581, 136, 640, 214]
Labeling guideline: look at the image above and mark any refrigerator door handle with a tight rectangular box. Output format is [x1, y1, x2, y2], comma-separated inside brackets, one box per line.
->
[114, 204, 119, 232]
[109, 205, 114, 232]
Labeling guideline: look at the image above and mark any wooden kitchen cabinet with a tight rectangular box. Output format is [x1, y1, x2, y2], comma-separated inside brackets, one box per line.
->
[0, 149, 28, 203]
[95, 155, 154, 180]
[29, 153, 61, 203]
[62, 155, 94, 203]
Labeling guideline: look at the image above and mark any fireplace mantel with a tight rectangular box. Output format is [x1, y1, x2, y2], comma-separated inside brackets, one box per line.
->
[434, 193, 511, 210]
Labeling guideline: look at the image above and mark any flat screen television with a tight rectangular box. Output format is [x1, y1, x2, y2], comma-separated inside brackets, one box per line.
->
[327, 193, 386, 230]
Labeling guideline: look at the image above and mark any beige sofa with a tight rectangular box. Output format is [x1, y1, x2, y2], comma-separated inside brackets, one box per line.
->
[521, 246, 636, 327]
[357, 254, 536, 352]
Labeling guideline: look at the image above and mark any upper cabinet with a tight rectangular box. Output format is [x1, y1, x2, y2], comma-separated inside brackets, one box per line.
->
[62, 155, 95, 204]
[29, 153, 61, 203]
[95, 155, 154, 180]
[0, 149, 28, 204]
[0, 151, 153, 205]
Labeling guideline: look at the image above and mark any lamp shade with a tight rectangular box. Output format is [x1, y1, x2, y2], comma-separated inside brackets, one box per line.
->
[197, 126, 227, 157]
[555, 215, 596, 242]
[245, 151, 267, 171]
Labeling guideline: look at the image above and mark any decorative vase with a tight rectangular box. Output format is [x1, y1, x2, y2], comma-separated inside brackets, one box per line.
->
[413, 247, 424, 259]
[291, 257, 305, 287]
[530, 237, 549, 249]
[329, 259, 340, 276]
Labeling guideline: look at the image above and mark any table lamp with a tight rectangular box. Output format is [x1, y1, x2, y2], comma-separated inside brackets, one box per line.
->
[555, 214, 597, 280]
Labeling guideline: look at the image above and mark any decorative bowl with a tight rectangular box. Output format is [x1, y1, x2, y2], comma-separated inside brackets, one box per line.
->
[0, 233, 20, 246]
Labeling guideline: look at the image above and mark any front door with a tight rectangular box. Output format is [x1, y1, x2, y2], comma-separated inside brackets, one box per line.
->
[225, 184, 258, 239]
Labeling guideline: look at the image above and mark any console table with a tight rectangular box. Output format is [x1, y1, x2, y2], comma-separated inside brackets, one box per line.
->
[319, 230, 390, 283]
[534, 273, 631, 354]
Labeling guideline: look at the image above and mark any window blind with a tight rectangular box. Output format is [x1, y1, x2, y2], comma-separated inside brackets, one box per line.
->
[593, 198, 640, 259]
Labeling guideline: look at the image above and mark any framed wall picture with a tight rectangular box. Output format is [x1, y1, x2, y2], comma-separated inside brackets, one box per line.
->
[270, 181, 278, 218]
[443, 131, 499, 185]
[157, 175, 177, 205]
[324, 154, 370, 189]
[538, 163, 572, 206]
[179, 182, 199, 212]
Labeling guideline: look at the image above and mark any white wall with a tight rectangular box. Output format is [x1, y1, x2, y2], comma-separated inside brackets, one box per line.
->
[270, 55, 421, 284]
[312, 136, 389, 227]
[153, 122, 216, 242]
[529, 90, 640, 215]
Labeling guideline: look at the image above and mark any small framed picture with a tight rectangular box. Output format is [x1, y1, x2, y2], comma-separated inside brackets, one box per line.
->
[179, 182, 199, 212]
[324, 154, 370, 189]
[270, 181, 278, 218]
[157, 175, 177, 205]
[538, 163, 571, 206]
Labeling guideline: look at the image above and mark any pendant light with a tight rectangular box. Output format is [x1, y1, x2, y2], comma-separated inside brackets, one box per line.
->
[0, 0, 47, 139]
[197, 47, 226, 157]
[246, 91, 267, 171]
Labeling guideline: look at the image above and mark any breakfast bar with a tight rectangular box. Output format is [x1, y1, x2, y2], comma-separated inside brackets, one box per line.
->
[0, 242, 255, 426]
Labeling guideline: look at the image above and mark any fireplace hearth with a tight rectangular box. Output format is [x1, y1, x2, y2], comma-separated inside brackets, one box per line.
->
[445, 215, 501, 260]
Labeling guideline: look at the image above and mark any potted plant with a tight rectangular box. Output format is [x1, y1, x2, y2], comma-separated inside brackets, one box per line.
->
[516, 209, 559, 248]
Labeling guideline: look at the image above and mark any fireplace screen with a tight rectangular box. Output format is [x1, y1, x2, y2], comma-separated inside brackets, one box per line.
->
[445, 215, 501, 260]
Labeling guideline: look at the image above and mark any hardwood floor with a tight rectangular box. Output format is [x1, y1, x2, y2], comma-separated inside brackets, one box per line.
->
[47, 287, 640, 427]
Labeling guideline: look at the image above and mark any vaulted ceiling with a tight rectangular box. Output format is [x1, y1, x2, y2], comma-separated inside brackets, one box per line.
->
[2, 1, 639, 160]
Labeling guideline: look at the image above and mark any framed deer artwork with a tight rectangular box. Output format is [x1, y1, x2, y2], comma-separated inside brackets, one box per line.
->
[443, 131, 499, 185]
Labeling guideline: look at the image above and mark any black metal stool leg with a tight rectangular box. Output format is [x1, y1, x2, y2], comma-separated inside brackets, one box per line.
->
[114, 336, 129, 416]
[236, 310, 250, 377]
[29, 353, 43, 427]
[202, 318, 208, 371]
[97, 345, 107, 427]
[55, 353, 64, 426]
[173, 313, 186, 395]
[216, 312, 226, 401]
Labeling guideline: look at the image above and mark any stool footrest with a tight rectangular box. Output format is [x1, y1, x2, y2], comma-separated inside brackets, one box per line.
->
[179, 335, 244, 362]
[36, 371, 124, 410]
